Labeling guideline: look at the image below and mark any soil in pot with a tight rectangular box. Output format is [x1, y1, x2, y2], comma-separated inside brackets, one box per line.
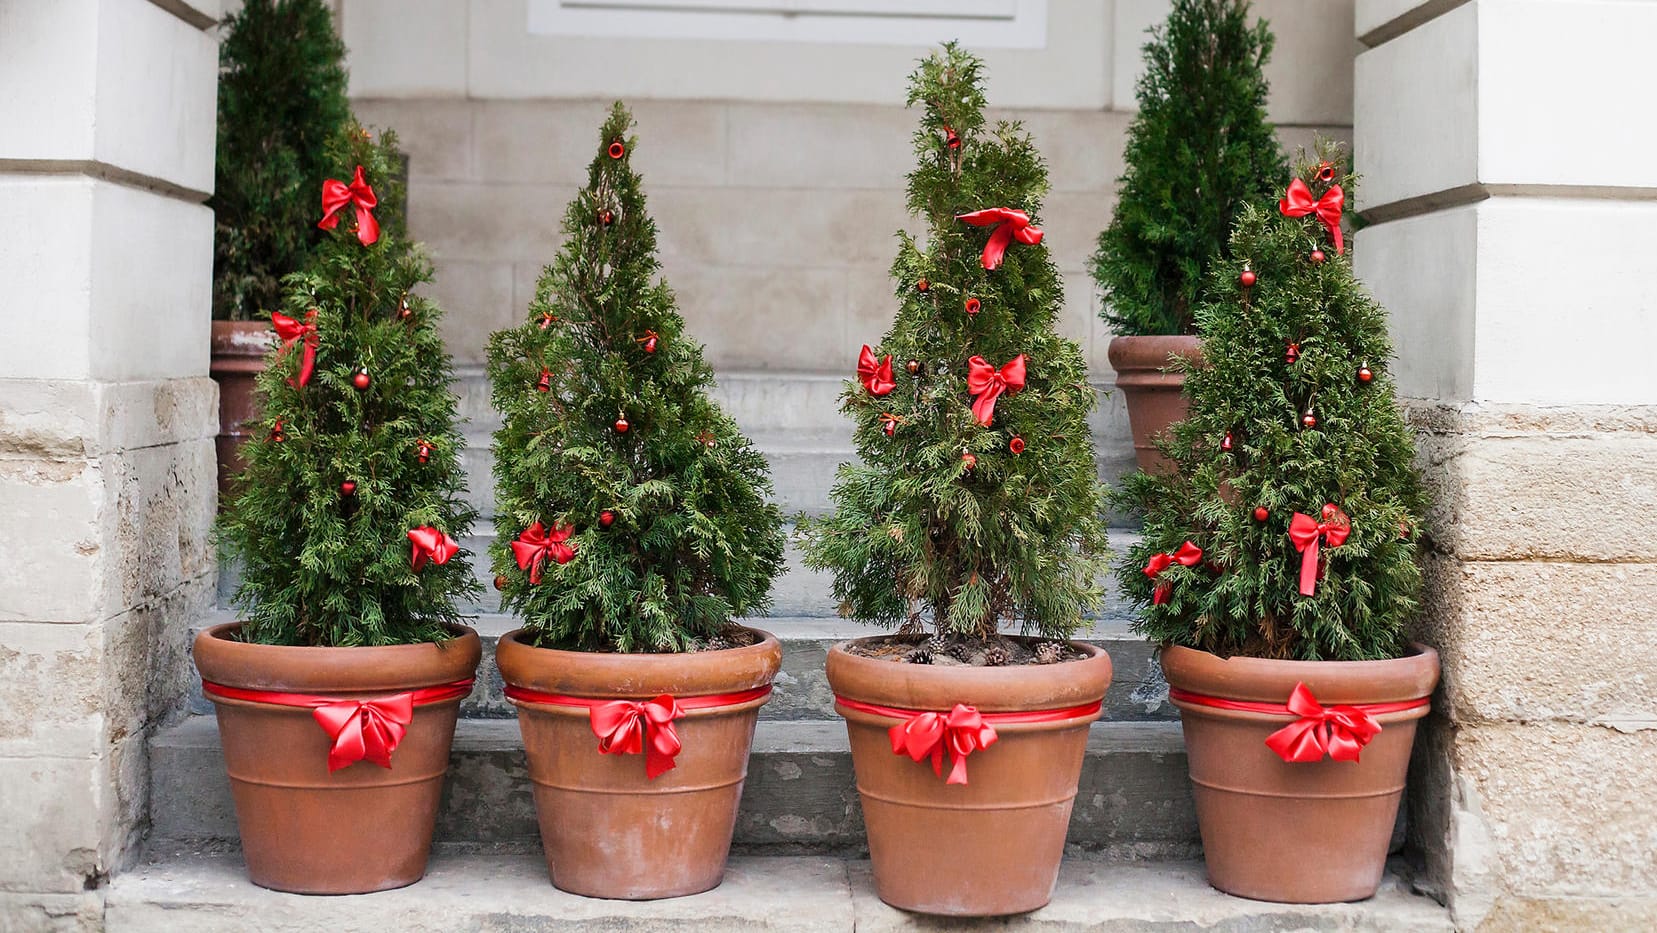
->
[192, 622, 481, 894]
[827, 636, 1112, 916]
[209, 320, 274, 502]
[497, 626, 782, 900]
[1107, 334, 1203, 475]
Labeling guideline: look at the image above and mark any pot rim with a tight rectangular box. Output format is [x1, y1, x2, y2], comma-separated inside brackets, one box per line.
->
[1106, 333, 1203, 371]
[825, 634, 1112, 715]
[192, 621, 482, 694]
[1160, 642, 1441, 707]
[496, 625, 782, 699]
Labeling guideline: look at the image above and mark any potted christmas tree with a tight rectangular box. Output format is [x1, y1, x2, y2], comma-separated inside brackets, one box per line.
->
[1117, 144, 1440, 903]
[1094, 0, 1287, 473]
[487, 104, 787, 900]
[198, 125, 481, 895]
[801, 45, 1113, 917]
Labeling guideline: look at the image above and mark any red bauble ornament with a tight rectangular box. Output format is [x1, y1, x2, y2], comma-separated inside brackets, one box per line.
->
[964, 297, 981, 315]
[1311, 249, 1326, 264]
[398, 295, 413, 320]
[615, 416, 630, 434]
[1009, 435, 1025, 455]
[599, 510, 615, 528]
[269, 419, 285, 443]
[905, 359, 920, 374]
[598, 209, 615, 226]
[1317, 161, 1336, 183]
[1221, 432, 1234, 452]
[352, 368, 371, 391]
[882, 418, 897, 437]
[1254, 506, 1270, 522]
[1322, 503, 1340, 520]
[493, 574, 509, 591]
[536, 368, 552, 392]
[637, 330, 659, 353]
[339, 480, 357, 496]
[916, 278, 930, 293]
[539, 312, 557, 330]
[1286, 342, 1300, 364]
[960, 451, 977, 470]
[607, 140, 626, 159]
[1302, 408, 1318, 428]
[943, 123, 961, 149]
[1240, 269, 1257, 288]
[1400, 520, 1412, 539]
[416, 439, 433, 464]
[1358, 362, 1374, 383]
[696, 430, 716, 449]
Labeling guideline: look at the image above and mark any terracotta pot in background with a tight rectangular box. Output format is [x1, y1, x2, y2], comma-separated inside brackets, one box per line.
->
[1108, 334, 1203, 474]
[827, 639, 1113, 916]
[193, 623, 481, 894]
[1162, 644, 1440, 903]
[496, 628, 781, 900]
[209, 320, 274, 502]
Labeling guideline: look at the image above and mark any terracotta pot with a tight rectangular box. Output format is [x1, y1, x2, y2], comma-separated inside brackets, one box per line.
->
[1162, 644, 1440, 903]
[827, 638, 1113, 916]
[193, 623, 481, 894]
[1108, 334, 1203, 474]
[496, 628, 781, 899]
[209, 320, 274, 503]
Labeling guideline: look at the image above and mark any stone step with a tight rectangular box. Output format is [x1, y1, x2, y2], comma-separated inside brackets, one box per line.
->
[106, 851, 1451, 931]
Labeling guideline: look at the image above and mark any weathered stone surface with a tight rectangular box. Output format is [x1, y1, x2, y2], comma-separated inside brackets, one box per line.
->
[0, 623, 105, 758]
[0, 890, 104, 933]
[0, 756, 107, 893]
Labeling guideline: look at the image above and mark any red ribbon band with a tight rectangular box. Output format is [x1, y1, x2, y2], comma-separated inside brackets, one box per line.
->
[270, 310, 318, 387]
[1279, 178, 1344, 255]
[202, 679, 474, 772]
[835, 696, 1103, 785]
[318, 165, 380, 246]
[966, 354, 1026, 426]
[956, 208, 1043, 270]
[1169, 683, 1427, 763]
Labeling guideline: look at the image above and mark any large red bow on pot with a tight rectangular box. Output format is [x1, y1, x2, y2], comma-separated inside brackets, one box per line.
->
[956, 208, 1043, 270]
[511, 521, 576, 584]
[966, 354, 1026, 426]
[270, 309, 318, 387]
[318, 165, 380, 246]
[590, 695, 685, 779]
[1288, 506, 1349, 596]
[1279, 178, 1344, 255]
[1143, 541, 1203, 605]
[408, 526, 459, 571]
[311, 694, 414, 772]
[1265, 682, 1382, 763]
[889, 703, 999, 785]
[857, 345, 895, 396]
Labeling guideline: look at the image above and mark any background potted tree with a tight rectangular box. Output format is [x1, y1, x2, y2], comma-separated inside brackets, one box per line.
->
[801, 45, 1113, 917]
[197, 125, 480, 894]
[1116, 144, 1439, 903]
[1095, 0, 1287, 473]
[488, 104, 787, 901]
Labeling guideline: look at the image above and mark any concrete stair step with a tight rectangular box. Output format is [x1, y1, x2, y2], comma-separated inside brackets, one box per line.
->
[106, 850, 1450, 931]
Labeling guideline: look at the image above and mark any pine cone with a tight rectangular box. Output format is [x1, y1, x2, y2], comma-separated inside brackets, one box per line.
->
[983, 644, 1010, 667]
[925, 633, 949, 656]
[1034, 641, 1063, 664]
[684, 638, 706, 653]
[949, 639, 974, 662]
[906, 648, 933, 665]
[704, 634, 732, 652]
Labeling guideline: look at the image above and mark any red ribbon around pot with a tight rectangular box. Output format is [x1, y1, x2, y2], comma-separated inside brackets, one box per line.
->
[511, 521, 576, 584]
[835, 697, 1103, 785]
[956, 208, 1043, 270]
[270, 310, 318, 387]
[966, 354, 1026, 426]
[1169, 683, 1426, 764]
[1278, 178, 1344, 255]
[318, 165, 380, 246]
[408, 526, 459, 571]
[201, 680, 475, 771]
[1288, 506, 1349, 596]
[1143, 541, 1202, 605]
[858, 345, 895, 396]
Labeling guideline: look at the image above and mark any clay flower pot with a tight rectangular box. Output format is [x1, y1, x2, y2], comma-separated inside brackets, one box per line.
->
[192, 622, 481, 894]
[1108, 334, 1203, 474]
[1161, 644, 1440, 903]
[209, 320, 275, 502]
[496, 627, 781, 899]
[826, 638, 1113, 916]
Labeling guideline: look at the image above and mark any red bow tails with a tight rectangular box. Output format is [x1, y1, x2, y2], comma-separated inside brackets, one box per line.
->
[408, 526, 459, 571]
[1279, 178, 1344, 255]
[319, 165, 380, 246]
[966, 354, 1026, 426]
[1288, 507, 1350, 596]
[957, 208, 1043, 270]
[1265, 683, 1384, 763]
[858, 345, 895, 396]
[889, 703, 999, 785]
[270, 309, 318, 387]
[511, 521, 576, 584]
[591, 695, 685, 779]
[1143, 541, 1203, 605]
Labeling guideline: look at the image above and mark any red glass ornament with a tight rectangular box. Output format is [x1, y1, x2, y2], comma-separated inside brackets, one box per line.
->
[943, 123, 961, 149]
[960, 451, 976, 470]
[916, 278, 930, 293]
[905, 359, 920, 375]
[1322, 503, 1340, 520]
[1286, 342, 1300, 364]
[598, 209, 615, 226]
[882, 417, 897, 437]
[1221, 432, 1234, 452]
[1358, 363, 1374, 383]
[607, 140, 625, 159]
[615, 416, 630, 434]
[352, 369, 371, 391]
[1254, 506, 1270, 522]
[1400, 520, 1412, 539]
[339, 480, 357, 496]
[1311, 249, 1326, 264]
[493, 574, 509, 591]
[1009, 436, 1025, 455]
[269, 419, 285, 443]
[697, 430, 716, 449]
[398, 295, 413, 320]
[536, 368, 552, 392]
[1317, 161, 1336, 183]
[637, 330, 659, 353]
[416, 440, 433, 464]
[964, 297, 981, 315]
[599, 510, 616, 528]
[1302, 409, 1317, 428]
[539, 312, 556, 330]
[1240, 269, 1257, 288]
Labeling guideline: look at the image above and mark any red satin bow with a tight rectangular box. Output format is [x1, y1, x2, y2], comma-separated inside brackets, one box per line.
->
[957, 208, 1043, 270]
[966, 354, 1026, 426]
[408, 526, 459, 571]
[311, 694, 413, 771]
[319, 165, 380, 246]
[1143, 541, 1203, 605]
[511, 521, 576, 584]
[1265, 683, 1383, 763]
[1279, 178, 1344, 255]
[270, 310, 318, 387]
[858, 345, 895, 396]
[590, 695, 685, 779]
[889, 703, 999, 785]
[1288, 507, 1350, 596]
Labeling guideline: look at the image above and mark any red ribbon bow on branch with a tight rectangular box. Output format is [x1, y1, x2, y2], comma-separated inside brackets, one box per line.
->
[889, 703, 999, 785]
[956, 208, 1043, 270]
[590, 695, 685, 779]
[1143, 541, 1203, 605]
[858, 345, 895, 396]
[1279, 179, 1344, 255]
[270, 309, 318, 387]
[318, 165, 380, 246]
[1288, 506, 1350, 596]
[312, 694, 414, 772]
[1265, 683, 1383, 763]
[966, 354, 1026, 426]
[511, 521, 576, 584]
[407, 526, 459, 571]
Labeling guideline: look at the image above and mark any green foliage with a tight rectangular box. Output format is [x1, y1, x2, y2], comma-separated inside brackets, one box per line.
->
[1093, 0, 1287, 336]
[211, 0, 351, 321]
[221, 126, 478, 646]
[1116, 142, 1427, 661]
[487, 103, 786, 654]
[800, 44, 1110, 644]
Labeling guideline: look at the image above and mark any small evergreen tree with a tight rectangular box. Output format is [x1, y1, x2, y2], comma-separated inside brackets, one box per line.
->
[211, 0, 351, 321]
[1093, 0, 1287, 336]
[801, 44, 1109, 649]
[1117, 143, 1427, 661]
[222, 125, 477, 646]
[487, 104, 786, 654]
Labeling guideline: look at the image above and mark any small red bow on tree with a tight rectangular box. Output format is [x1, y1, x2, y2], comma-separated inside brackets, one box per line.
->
[407, 526, 459, 571]
[889, 703, 999, 785]
[1289, 506, 1350, 596]
[1143, 541, 1203, 605]
[511, 521, 576, 584]
[318, 165, 380, 246]
[956, 208, 1043, 270]
[858, 345, 895, 396]
[270, 309, 318, 387]
[312, 694, 414, 772]
[1265, 683, 1383, 763]
[966, 354, 1026, 426]
[590, 695, 685, 779]
[1278, 178, 1344, 255]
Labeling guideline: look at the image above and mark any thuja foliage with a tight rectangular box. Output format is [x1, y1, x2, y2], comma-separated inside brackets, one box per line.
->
[1117, 143, 1427, 661]
[488, 104, 785, 654]
[1093, 0, 1286, 336]
[801, 44, 1109, 644]
[222, 126, 478, 646]
[211, 0, 351, 321]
